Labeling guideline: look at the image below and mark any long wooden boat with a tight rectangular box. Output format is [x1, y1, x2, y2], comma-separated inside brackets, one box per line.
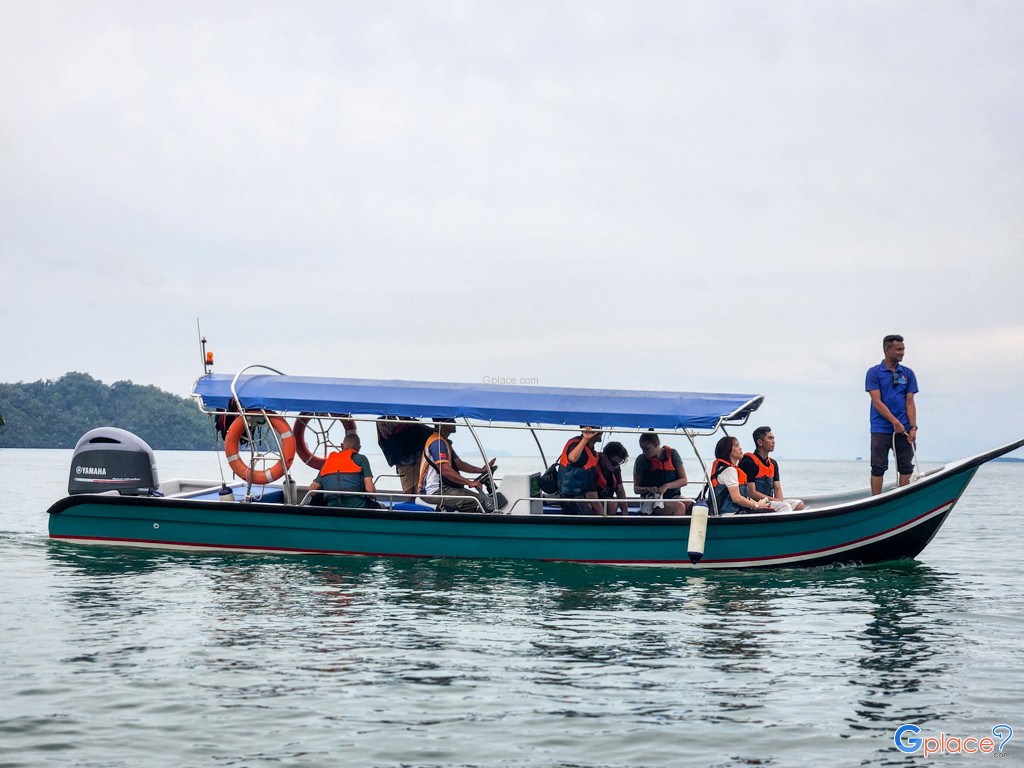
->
[46, 366, 1024, 568]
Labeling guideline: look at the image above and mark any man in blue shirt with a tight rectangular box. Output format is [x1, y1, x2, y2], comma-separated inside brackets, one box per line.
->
[865, 334, 919, 495]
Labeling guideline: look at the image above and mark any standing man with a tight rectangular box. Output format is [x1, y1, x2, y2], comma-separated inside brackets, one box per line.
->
[866, 334, 919, 495]
[739, 426, 804, 512]
[376, 416, 432, 497]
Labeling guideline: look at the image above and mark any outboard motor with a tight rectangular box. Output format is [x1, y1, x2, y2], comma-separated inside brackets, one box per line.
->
[68, 427, 160, 496]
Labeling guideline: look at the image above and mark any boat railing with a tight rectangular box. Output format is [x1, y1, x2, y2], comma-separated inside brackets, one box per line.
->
[297, 488, 493, 514]
[299, 488, 702, 517]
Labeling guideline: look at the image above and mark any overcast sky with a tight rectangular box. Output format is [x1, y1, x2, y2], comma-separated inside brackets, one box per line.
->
[2, 1, 1022, 461]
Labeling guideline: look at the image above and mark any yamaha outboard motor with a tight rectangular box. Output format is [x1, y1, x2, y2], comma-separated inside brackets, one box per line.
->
[68, 427, 160, 496]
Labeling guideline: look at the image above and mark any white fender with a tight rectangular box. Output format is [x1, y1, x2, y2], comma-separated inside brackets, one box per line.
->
[687, 503, 709, 564]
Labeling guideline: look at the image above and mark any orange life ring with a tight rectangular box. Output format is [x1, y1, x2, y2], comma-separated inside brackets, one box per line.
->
[294, 413, 358, 470]
[224, 414, 296, 484]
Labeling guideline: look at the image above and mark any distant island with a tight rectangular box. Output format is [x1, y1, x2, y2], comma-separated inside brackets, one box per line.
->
[0, 372, 214, 449]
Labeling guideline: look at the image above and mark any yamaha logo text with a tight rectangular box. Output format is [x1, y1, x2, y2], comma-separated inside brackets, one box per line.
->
[75, 466, 108, 476]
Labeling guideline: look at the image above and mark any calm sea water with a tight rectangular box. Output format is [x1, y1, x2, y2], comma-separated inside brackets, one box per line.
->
[1, 449, 1021, 767]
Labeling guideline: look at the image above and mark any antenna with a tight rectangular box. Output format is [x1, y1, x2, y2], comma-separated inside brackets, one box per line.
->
[197, 319, 213, 375]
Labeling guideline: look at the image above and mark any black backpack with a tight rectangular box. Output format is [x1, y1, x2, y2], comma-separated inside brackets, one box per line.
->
[537, 463, 559, 494]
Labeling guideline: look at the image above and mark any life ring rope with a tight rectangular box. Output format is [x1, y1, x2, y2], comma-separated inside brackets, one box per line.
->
[224, 414, 296, 485]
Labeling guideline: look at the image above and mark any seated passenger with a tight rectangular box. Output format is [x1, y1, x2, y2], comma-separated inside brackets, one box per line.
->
[557, 427, 606, 515]
[632, 432, 694, 516]
[710, 436, 771, 514]
[308, 434, 380, 508]
[738, 426, 805, 512]
[597, 441, 630, 515]
[418, 419, 497, 513]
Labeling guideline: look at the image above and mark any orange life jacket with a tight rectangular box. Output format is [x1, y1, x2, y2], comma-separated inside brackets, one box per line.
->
[710, 458, 748, 487]
[318, 449, 367, 507]
[637, 445, 682, 498]
[321, 448, 363, 476]
[558, 437, 601, 496]
[742, 452, 777, 496]
[710, 458, 748, 513]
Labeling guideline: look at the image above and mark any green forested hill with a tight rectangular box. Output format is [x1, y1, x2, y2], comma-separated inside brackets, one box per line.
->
[0, 372, 217, 449]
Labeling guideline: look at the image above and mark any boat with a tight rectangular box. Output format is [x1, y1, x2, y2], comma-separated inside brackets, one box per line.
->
[46, 363, 1024, 568]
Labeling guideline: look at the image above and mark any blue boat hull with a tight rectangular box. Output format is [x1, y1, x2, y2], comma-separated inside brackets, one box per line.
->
[47, 444, 1009, 568]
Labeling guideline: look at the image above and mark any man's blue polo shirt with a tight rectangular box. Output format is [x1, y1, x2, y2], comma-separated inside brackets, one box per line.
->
[865, 361, 918, 434]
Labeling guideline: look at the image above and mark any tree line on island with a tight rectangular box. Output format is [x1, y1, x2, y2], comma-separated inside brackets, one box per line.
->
[0, 372, 217, 449]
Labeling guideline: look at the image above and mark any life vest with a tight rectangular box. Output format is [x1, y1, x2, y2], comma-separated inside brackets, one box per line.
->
[558, 437, 601, 497]
[743, 452, 777, 496]
[638, 445, 682, 498]
[318, 449, 367, 507]
[709, 458, 748, 514]
[596, 456, 621, 499]
[215, 398, 242, 440]
[419, 433, 453, 495]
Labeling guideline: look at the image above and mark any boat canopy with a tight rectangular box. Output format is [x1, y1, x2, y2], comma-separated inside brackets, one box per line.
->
[192, 374, 764, 432]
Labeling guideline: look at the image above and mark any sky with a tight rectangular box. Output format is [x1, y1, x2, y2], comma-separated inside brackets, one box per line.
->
[2, 1, 1022, 461]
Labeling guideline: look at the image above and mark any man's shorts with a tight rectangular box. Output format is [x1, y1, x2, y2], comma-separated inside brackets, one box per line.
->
[870, 432, 915, 477]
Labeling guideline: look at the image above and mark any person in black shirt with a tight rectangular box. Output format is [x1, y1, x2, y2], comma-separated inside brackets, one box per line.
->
[737, 426, 804, 512]
[632, 432, 693, 516]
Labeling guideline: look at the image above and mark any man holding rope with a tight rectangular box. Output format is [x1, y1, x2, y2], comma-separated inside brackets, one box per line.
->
[866, 334, 919, 495]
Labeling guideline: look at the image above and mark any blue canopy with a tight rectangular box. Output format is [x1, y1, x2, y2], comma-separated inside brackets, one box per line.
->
[192, 374, 763, 431]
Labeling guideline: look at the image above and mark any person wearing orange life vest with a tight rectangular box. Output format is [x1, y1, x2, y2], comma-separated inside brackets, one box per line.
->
[418, 419, 497, 513]
[709, 435, 772, 515]
[738, 426, 805, 512]
[632, 432, 694, 516]
[557, 427, 607, 515]
[595, 441, 630, 515]
[308, 434, 380, 508]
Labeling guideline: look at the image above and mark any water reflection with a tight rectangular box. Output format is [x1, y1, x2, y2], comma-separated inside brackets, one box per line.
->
[45, 541, 965, 740]
[841, 562, 959, 738]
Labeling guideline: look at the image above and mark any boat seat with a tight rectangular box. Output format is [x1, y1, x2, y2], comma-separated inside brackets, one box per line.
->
[391, 501, 437, 512]
[185, 485, 284, 503]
